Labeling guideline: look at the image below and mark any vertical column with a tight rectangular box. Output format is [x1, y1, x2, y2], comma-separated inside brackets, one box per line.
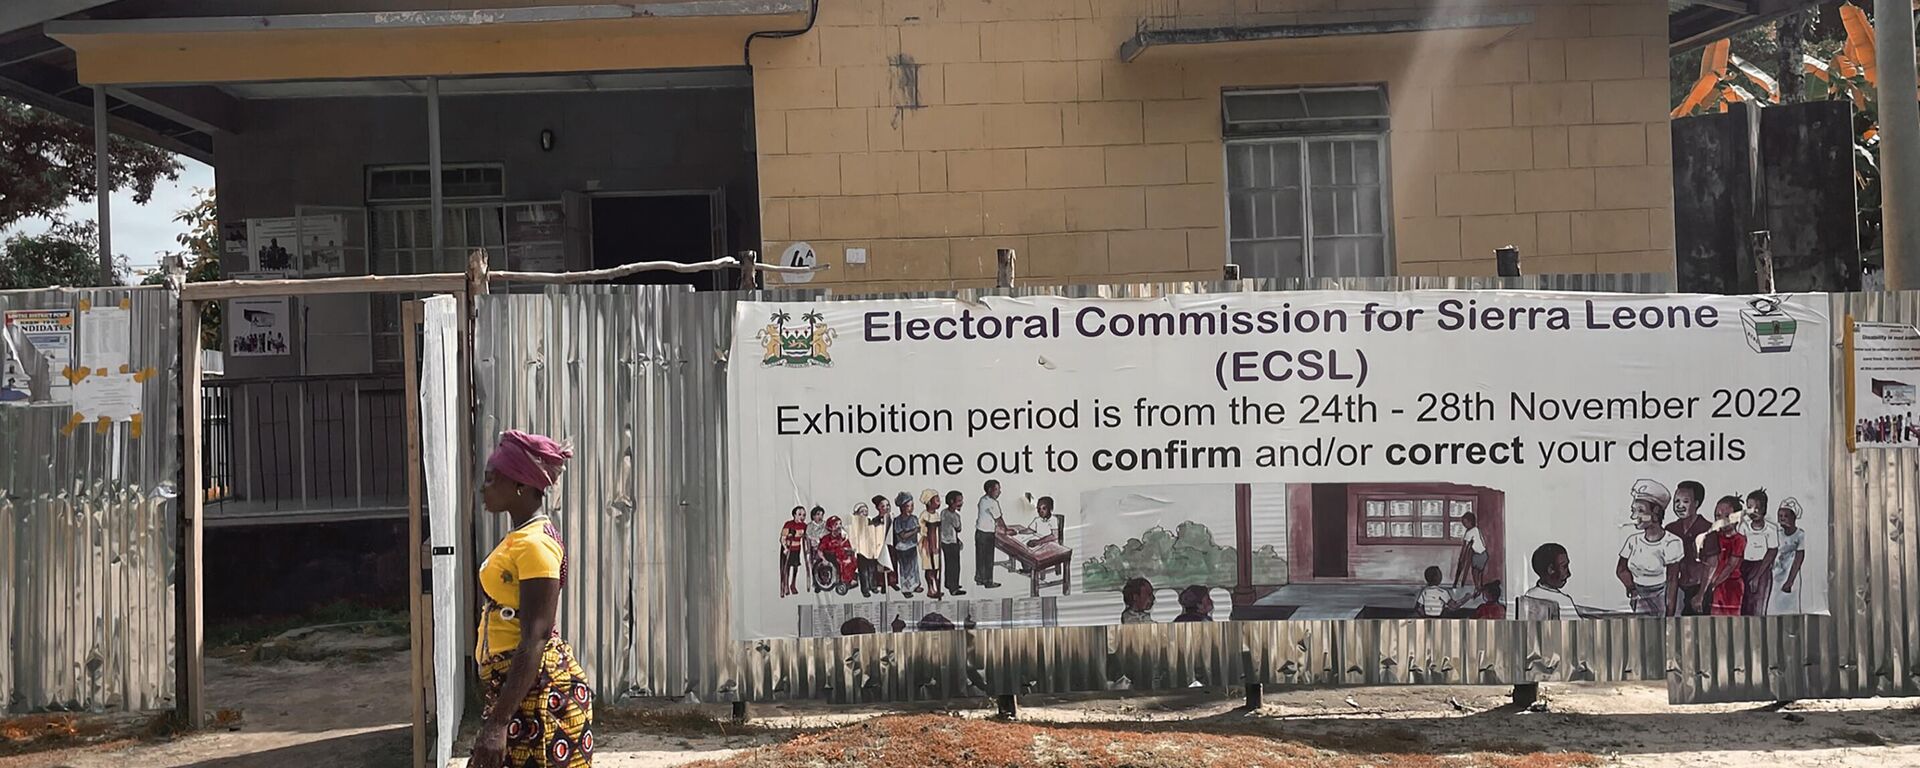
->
[428, 78, 445, 271]
[93, 88, 113, 285]
[1878, 0, 1920, 289]
[177, 299, 205, 728]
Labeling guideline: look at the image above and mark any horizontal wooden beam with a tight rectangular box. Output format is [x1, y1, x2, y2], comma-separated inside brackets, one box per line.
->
[179, 255, 825, 301]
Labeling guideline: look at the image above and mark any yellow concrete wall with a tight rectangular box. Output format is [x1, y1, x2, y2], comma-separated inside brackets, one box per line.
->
[751, 0, 1676, 292]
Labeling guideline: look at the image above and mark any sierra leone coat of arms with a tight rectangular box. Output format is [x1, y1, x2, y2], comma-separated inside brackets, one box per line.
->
[758, 309, 834, 367]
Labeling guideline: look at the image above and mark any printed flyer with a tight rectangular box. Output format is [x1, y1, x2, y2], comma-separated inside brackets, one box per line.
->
[727, 292, 1832, 640]
[1851, 321, 1920, 449]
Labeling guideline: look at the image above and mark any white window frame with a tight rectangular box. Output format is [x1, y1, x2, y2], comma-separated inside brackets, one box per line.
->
[1222, 86, 1395, 280]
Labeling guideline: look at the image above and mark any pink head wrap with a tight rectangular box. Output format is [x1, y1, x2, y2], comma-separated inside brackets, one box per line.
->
[487, 430, 573, 490]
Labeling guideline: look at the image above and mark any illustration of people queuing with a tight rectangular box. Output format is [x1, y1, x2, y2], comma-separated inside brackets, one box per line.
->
[778, 478, 1067, 619]
[1856, 412, 1917, 444]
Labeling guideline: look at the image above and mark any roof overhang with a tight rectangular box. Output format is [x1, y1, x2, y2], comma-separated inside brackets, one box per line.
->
[45, 1, 809, 85]
[1119, 12, 1533, 63]
[1669, 0, 1830, 54]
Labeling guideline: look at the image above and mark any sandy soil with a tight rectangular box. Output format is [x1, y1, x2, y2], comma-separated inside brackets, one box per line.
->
[6, 629, 1919, 768]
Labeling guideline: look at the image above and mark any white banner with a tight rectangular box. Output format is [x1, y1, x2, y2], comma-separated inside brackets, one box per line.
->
[727, 292, 1832, 640]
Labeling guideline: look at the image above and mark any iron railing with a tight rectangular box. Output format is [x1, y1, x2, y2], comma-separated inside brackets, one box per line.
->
[202, 373, 408, 525]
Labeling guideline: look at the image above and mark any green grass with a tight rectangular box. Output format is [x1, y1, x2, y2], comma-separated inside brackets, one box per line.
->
[207, 600, 408, 648]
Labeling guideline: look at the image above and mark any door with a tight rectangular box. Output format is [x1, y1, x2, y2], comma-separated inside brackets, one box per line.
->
[588, 191, 727, 289]
[1312, 483, 1349, 577]
[418, 296, 463, 768]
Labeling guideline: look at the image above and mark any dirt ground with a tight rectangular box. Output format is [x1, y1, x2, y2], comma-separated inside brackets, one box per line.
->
[5, 627, 1919, 767]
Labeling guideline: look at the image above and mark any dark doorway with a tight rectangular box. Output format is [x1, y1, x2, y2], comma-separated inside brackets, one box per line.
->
[1312, 482, 1349, 578]
[590, 193, 725, 290]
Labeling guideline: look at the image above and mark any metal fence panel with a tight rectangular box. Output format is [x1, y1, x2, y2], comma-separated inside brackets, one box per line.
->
[0, 286, 177, 713]
[1668, 290, 1920, 703]
[466, 275, 1916, 706]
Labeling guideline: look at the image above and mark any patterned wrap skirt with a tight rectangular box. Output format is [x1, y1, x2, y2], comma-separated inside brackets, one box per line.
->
[478, 636, 594, 768]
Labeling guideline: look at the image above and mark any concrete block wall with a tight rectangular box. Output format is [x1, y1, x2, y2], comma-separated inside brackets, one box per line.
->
[751, 0, 1675, 291]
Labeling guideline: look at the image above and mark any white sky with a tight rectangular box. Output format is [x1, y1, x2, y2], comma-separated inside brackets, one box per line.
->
[2, 157, 214, 283]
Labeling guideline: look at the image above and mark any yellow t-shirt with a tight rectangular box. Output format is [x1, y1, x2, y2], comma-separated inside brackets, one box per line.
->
[476, 519, 564, 658]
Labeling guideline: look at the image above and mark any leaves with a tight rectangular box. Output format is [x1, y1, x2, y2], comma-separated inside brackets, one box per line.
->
[0, 98, 182, 232]
[0, 218, 126, 289]
[141, 187, 223, 348]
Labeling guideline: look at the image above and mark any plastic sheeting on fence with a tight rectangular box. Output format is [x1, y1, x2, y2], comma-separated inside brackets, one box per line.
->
[457, 276, 1919, 706]
[0, 286, 177, 713]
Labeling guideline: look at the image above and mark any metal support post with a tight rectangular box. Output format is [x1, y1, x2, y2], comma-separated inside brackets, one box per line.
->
[93, 88, 113, 285]
[427, 77, 445, 271]
[1245, 683, 1264, 709]
[995, 248, 1017, 289]
[995, 694, 1018, 719]
[1877, 0, 1920, 289]
[1511, 683, 1539, 707]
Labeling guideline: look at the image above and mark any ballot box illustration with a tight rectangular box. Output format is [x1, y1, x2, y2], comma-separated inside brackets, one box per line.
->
[1873, 379, 1916, 407]
[1742, 303, 1797, 353]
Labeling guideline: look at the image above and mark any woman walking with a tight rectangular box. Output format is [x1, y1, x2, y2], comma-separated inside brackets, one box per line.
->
[471, 430, 593, 768]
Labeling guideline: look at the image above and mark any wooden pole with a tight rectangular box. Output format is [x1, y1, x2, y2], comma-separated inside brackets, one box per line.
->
[402, 299, 427, 768]
[176, 299, 206, 729]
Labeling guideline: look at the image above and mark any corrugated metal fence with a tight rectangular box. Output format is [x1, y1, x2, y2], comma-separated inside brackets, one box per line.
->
[467, 274, 1905, 707]
[0, 286, 177, 713]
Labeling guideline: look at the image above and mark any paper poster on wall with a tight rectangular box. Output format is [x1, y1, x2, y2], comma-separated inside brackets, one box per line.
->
[506, 203, 566, 272]
[78, 303, 130, 369]
[248, 216, 346, 275]
[3, 308, 73, 403]
[247, 218, 299, 274]
[2, 330, 33, 404]
[229, 297, 291, 357]
[71, 370, 140, 422]
[298, 214, 349, 275]
[727, 292, 1834, 640]
[1850, 320, 1920, 449]
[222, 222, 247, 256]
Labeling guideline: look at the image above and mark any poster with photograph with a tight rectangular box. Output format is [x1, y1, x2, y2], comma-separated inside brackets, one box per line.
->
[3, 308, 73, 403]
[726, 292, 1834, 640]
[1850, 321, 1920, 449]
[248, 216, 346, 275]
[229, 297, 291, 357]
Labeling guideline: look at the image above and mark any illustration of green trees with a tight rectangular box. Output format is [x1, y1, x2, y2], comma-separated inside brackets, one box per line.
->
[1081, 522, 1288, 593]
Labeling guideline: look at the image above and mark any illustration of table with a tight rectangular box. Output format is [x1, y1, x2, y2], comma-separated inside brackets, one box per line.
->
[993, 530, 1071, 597]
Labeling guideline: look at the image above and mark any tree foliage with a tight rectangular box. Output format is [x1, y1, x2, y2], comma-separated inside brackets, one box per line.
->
[142, 187, 223, 348]
[0, 219, 125, 289]
[0, 98, 182, 231]
[1081, 521, 1288, 593]
[1667, 4, 1915, 276]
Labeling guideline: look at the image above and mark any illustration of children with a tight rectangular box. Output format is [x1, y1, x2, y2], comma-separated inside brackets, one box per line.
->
[1451, 511, 1488, 590]
[1173, 585, 1213, 622]
[1469, 581, 1506, 619]
[1740, 488, 1780, 615]
[1771, 498, 1808, 614]
[1702, 496, 1748, 616]
[1119, 577, 1156, 624]
[779, 506, 807, 597]
[1415, 566, 1451, 618]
